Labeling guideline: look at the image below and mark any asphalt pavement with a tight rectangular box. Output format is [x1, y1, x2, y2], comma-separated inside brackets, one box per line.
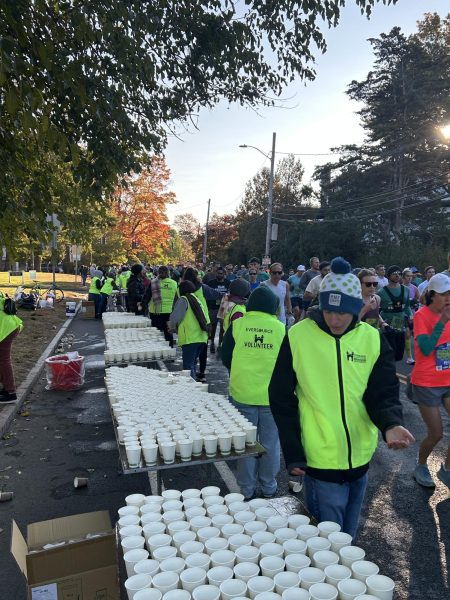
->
[0, 318, 448, 599]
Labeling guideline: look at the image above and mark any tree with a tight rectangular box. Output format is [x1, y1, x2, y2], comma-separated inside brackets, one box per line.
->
[200, 214, 238, 264]
[113, 156, 176, 261]
[174, 213, 201, 246]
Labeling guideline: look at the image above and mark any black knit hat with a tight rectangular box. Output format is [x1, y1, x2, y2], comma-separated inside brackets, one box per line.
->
[131, 263, 144, 275]
[229, 278, 251, 298]
[386, 265, 402, 278]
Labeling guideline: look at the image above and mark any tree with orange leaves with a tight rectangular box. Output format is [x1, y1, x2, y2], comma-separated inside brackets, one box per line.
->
[113, 156, 176, 261]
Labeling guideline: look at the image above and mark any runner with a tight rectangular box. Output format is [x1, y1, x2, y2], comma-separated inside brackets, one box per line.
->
[378, 265, 411, 361]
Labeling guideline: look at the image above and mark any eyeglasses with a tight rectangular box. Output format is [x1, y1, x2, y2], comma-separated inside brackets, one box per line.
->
[271, 271, 283, 275]
[249, 272, 257, 275]
[363, 281, 378, 287]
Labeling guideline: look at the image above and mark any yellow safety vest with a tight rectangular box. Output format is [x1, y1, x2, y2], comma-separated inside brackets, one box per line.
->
[177, 295, 209, 347]
[150, 278, 178, 314]
[224, 304, 246, 334]
[89, 276, 101, 295]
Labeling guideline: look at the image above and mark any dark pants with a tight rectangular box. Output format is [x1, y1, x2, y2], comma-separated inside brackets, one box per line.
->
[198, 343, 207, 375]
[81, 274, 87, 286]
[182, 343, 206, 379]
[0, 329, 20, 392]
[99, 293, 109, 315]
[150, 313, 173, 345]
[88, 293, 101, 318]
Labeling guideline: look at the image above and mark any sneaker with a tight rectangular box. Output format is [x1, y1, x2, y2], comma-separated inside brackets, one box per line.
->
[244, 492, 256, 502]
[196, 373, 206, 383]
[0, 392, 17, 405]
[262, 488, 279, 499]
[406, 357, 415, 365]
[413, 464, 435, 488]
[210, 343, 216, 354]
[437, 464, 450, 490]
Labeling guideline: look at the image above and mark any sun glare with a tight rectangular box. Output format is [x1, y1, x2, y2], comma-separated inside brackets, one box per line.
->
[440, 124, 450, 140]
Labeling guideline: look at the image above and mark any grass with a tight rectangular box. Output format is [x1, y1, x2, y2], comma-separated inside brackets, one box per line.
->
[0, 271, 87, 299]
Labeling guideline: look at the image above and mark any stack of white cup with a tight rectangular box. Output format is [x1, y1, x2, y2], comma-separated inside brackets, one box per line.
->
[118, 488, 395, 600]
[102, 313, 153, 329]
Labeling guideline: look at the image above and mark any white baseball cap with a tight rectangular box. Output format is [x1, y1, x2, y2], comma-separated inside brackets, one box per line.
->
[297, 265, 306, 271]
[428, 273, 450, 293]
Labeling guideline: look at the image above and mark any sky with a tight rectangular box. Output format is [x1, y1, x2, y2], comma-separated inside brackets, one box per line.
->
[164, 0, 449, 226]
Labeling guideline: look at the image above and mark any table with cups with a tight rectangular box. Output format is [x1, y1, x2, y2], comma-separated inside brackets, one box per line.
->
[104, 327, 177, 365]
[107, 366, 265, 489]
[118, 487, 396, 600]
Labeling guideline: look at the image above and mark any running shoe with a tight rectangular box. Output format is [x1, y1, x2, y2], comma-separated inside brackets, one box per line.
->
[437, 464, 450, 490]
[413, 464, 435, 488]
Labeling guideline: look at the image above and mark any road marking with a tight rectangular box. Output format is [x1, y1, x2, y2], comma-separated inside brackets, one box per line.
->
[214, 461, 240, 493]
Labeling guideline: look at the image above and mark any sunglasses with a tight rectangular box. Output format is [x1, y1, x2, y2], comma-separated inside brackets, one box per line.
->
[271, 271, 283, 275]
[363, 281, 378, 287]
[249, 272, 257, 275]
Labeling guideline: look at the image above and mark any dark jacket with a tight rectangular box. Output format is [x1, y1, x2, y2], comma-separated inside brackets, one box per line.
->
[127, 274, 145, 312]
[269, 308, 403, 483]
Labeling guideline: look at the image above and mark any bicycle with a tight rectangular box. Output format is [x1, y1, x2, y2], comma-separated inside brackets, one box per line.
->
[31, 281, 65, 303]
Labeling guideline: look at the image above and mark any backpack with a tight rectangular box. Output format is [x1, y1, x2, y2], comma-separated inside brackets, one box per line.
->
[17, 292, 37, 311]
[2, 294, 17, 315]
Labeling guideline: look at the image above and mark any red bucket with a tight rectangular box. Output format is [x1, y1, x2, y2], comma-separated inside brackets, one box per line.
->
[45, 354, 85, 391]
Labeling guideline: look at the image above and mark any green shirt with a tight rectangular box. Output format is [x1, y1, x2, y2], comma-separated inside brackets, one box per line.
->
[379, 285, 410, 331]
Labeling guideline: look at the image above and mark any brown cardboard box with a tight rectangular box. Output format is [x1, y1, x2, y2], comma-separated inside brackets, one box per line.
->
[11, 511, 120, 600]
[79, 300, 95, 319]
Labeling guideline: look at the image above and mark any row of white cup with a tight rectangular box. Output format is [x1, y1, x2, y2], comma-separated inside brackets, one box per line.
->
[106, 329, 165, 341]
[105, 346, 176, 363]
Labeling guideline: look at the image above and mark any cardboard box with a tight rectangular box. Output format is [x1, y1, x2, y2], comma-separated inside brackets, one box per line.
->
[79, 300, 95, 319]
[11, 510, 120, 600]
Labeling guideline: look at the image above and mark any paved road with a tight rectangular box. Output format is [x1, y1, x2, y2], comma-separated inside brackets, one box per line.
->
[0, 318, 448, 599]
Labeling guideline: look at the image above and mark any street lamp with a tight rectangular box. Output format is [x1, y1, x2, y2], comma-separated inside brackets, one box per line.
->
[239, 132, 276, 259]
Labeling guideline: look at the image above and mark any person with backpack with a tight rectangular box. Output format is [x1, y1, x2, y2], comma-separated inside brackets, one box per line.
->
[378, 265, 411, 361]
[0, 294, 23, 404]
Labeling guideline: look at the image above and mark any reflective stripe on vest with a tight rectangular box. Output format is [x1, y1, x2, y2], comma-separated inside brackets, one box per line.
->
[177, 295, 209, 346]
[224, 304, 246, 333]
[89, 276, 101, 295]
[100, 277, 114, 295]
[230, 311, 285, 406]
[150, 278, 177, 314]
[288, 318, 380, 470]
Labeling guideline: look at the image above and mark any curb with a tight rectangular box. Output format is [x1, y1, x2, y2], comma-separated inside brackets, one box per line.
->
[0, 302, 82, 438]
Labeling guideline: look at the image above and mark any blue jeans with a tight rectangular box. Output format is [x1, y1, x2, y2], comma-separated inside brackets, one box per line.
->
[88, 293, 101, 318]
[182, 343, 206, 379]
[304, 472, 368, 539]
[230, 398, 280, 498]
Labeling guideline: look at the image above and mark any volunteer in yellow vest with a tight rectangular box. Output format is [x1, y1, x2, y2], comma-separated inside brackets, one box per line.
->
[221, 286, 285, 500]
[269, 257, 415, 538]
[116, 266, 131, 311]
[146, 266, 178, 347]
[220, 278, 251, 340]
[88, 269, 103, 319]
[0, 295, 23, 404]
[169, 280, 210, 378]
[99, 272, 117, 316]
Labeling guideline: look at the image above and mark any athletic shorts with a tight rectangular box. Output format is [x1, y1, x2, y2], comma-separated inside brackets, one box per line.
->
[411, 385, 450, 407]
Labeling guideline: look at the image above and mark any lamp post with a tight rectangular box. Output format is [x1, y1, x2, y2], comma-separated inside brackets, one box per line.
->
[239, 132, 276, 260]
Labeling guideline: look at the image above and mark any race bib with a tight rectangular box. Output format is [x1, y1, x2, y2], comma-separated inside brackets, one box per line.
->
[436, 342, 450, 371]
[390, 314, 404, 330]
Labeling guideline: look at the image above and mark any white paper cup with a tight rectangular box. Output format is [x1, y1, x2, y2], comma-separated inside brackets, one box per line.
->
[337, 578, 366, 600]
[307, 538, 331, 559]
[244, 521, 267, 535]
[312, 551, 339, 571]
[287, 515, 310, 529]
[212, 515, 234, 529]
[125, 574, 152, 600]
[339, 546, 365, 569]
[283, 539, 307, 557]
[153, 547, 177, 562]
[351, 561, 379, 584]
[143, 522, 166, 538]
[220, 578, 248, 600]
[193, 585, 221, 600]
[244, 425, 257, 445]
[190, 516, 212, 532]
[142, 443, 159, 466]
[203, 436, 218, 457]
[317, 522, 341, 539]
[163, 510, 185, 525]
[152, 572, 180, 594]
[185, 553, 211, 571]
[204, 495, 225, 507]
[247, 576, 275, 600]
[134, 559, 161, 577]
[328, 532, 352, 554]
[198, 527, 221, 544]
[148, 534, 172, 554]
[124, 549, 150, 578]
[160, 442, 177, 464]
[228, 534, 252, 553]
[162, 500, 184, 512]
[251, 531, 276, 548]
[218, 434, 233, 456]
[163, 590, 191, 600]
[234, 510, 256, 526]
[297, 525, 320, 542]
[260, 556, 285, 578]
[141, 512, 163, 526]
[234, 545, 260, 565]
[145, 495, 164, 505]
[254, 593, 282, 600]
[323, 564, 351, 587]
[274, 527, 297, 545]
[134, 589, 162, 600]
[162, 489, 182, 500]
[184, 498, 204, 510]
[207, 505, 228, 518]
[122, 536, 146, 552]
[210, 549, 236, 569]
[186, 507, 207, 520]
[248, 498, 269, 512]
[168, 521, 190, 536]
[282, 588, 311, 600]
[120, 515, 142, 529]
[285, 554, 311, 573]
[255, 507, 277, 522]
[121, 525, 144, 539]
[173, 530, 196, 550]
[309, 582, 338, 600]
[205, 537, 229, 556]
[260, 542, 284, 559]
[365, 575, 395, 600]
[142, 503, 163, 516]
[180, 541, 205, 559]
[178, 439, 193, 462]
[207, 566, 234, 587]
[221, 524, 244, 539]
[180, 567, 208, 592]
[232, 431, 246, 453]
[299, 567, 325, 590]
[266, 516, 288, 533]
[127, 493, 147, 507]
[192, 436, 204, 456]
[224, 493, 245, 506]
[160, 557, 186, 575]
[120, 505, 141, 518]
[273, 571, 300, 595]
[182, 488, 202, 500]
[126, 445, 142, 468]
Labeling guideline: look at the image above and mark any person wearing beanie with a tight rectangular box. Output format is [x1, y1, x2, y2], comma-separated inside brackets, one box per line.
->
[221, 286, 286, 500]
[127, 264, 145, 315]
[269, 257, 414, 538]
[220, 278, 251, 339]
[378, 265, 411, 361]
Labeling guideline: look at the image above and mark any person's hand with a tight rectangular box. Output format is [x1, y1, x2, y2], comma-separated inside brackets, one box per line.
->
[290, 467, 306, 476]
[385, 426, 415, 449]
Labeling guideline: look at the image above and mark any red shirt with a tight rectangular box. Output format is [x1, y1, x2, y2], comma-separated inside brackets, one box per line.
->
[411, 306, 450, 387]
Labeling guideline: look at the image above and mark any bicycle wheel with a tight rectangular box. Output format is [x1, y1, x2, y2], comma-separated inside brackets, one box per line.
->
[53, 287, 65, 302]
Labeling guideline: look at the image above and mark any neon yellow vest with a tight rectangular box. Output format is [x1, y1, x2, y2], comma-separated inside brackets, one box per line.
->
[224, 304, 246, 333]
[177, 295, 209, 346]
[230, 311, 285, 406]
[117, 271, 131, 289]
[0, 297, 23, 343]
[150, 278, 177, 314]
[288, 318, 381, 470]
[89, 276, 101, 295]
[100, 277, 114, 295]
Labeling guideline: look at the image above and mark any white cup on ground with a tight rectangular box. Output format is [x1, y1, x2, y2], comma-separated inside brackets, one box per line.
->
[198, 527, 221, 544]
[160, 557, 186, 575]
[184, 498, 204, 510]
[234, 510, 256, 526]
[152, 572, 180, 594]
[255, 507, 277, 522]
[180, 567, 208, 592]
[211, 550, 236, 569]
[180, 541, 205, 559]
[152, 546, 177, 562]
[273, 571, 300, 594]
[190, 516, 212, 532]
[252, 531, 276, 548]
[283, 539, 307, 557]
[179, 439, 193, 462]
[192, 585, 221, 600]
[323, 564, 351, 587]
[247, 576, 275, 600]
[233, 561, 260, 582]
[162, 489, 182, 500]
[235, 545, 260, 564]
[163, 590, 191, 600]
[228, 533, 252, 552]
[162, 500, 183, 512]
[260, 556, 285, 578]
[143, 522, 166, 538]
[207, 566, 234, 587]
[266, 516, 288, 533]
[147, 533, 172, 554]
[168, 521, 190, 536]
[186, 507, 207, 520]
[274, 527, 297, 545]
[204, 496, 224, 508]
[312, 550, 339, 571]
[124, 549, 150, 578]
[282, 588, 311, 600]
[254, 594, 282, 600]
[173, 530, 196, 550]
[297, 525, 320, 542]
[220, 578, 247, 600]
[192, 436, 204, 456]
[141, 503, 162, 516]
[134, 589, 162, 600]
[224, 493, 244, 506]
[308, 583, 337, 600]
[339, 546, 365, 569]
[125, 574, 152, 600]
[207, 505, 228, 518]
[221, 524, 244, 539]
[327, 532, 352, 554]
[122, 536, 146, 552]
[134, 559, 161, 577]
[244, 521, 267, 535]
[185, 553, 211, 571]
[365, 574, 395, 600]
[287, 515, 310, 529]
[299, 567, 325, 591]
[205, 537, 229, 556]
[285, 553, 311, 573]
[317, 521, 341, 539]
[337, 578, 366, 600]
[248, 498, 269, 511]
[259, 542, 284, 559]
[351, 560, 379, 584]
[141, 512, 163, 526]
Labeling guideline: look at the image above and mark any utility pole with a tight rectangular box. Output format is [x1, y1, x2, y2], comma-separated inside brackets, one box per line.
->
[202, 198, 211, 265]
[265, 132, 276, 260]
